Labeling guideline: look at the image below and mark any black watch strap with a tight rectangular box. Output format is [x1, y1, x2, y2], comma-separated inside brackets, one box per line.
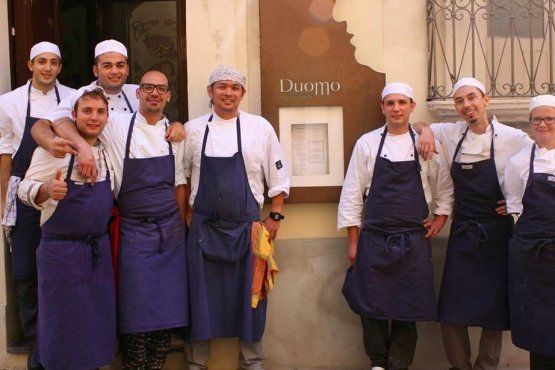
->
[269, 212, 285, 221]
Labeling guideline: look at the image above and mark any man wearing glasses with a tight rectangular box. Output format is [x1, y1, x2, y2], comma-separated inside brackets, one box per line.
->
[28, 70, 188, 370]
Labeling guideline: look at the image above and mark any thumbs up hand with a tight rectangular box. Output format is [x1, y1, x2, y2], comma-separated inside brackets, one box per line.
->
[46, 168, 68, 201]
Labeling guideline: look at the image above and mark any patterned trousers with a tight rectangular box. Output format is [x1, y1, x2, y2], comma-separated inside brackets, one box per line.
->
[121, 329, 171, 370]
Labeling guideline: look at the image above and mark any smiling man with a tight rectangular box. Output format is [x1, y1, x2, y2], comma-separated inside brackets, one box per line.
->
[0, 41, 74, 370]
[183, 65, 290, 370]
[18, 87, 116, 370]
[28, 70, 189, 370]
[338, 82, 453, 370]
[415, 77, 533, 370]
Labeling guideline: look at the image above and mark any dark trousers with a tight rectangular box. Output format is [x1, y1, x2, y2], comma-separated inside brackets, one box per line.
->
[361, 316, 416, 370]
[121, 329, 171, 370]
[530, 352, 555, 370]
[17, 278, 43, 370]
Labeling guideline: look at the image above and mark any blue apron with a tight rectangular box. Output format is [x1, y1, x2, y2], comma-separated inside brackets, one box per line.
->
[438, 124, 512, 330]
[186, 115, 266, 341]
[116, 113, 188, 334]
[10, 83, 60, 279]
[509, 144, 555, 355]
[37, 153, 116, 370]
[342, 126, 436, 321]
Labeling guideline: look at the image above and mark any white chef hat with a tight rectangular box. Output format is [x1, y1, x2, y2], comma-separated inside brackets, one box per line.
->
[529, 94, 555, 112]
[94, 39, 128, 58]
[208, 65, 247, 89]
[29, 41, 61, 60]
[69, 85, 107, 111]
[453, 77, 486, 95]
[381, 82, 414, 100]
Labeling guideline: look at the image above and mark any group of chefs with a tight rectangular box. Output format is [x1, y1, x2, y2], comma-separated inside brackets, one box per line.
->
[338, 79, 555, 370]
[0, 40, 290, 370]
[0, 38, 553, 370]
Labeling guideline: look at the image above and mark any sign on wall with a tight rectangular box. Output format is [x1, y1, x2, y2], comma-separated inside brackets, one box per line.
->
[260, 0, 385, 203]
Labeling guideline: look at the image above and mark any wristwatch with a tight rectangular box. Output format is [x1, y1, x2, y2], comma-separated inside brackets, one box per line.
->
[269, 212, 285, 221]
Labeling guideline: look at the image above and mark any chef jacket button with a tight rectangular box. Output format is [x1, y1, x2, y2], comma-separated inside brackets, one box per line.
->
[107, 96, 110, 100]
[118, 95, 121, 98]
[111, 107, 114, 111]
[124, 108, 128, 111]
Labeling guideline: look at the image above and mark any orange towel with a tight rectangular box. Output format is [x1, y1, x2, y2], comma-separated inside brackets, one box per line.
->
[251, 221, 279, 308]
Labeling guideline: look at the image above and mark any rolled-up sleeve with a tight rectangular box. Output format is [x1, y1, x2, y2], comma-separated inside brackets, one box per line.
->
[264, 128, 290, 199]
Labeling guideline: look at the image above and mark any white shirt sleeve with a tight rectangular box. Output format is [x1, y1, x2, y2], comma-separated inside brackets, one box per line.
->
[0, 96, 15, 155]
[173, 141, 186, 186]
[337, 137, 371, 229]
[262, 125, 290, 198]
[504, 149, 529, 215]
[43, 93, 74, 123]
[430, 142, 454, 216]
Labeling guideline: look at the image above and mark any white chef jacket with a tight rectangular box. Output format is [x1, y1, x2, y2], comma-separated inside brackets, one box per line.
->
[337, 124, 454, 230]
[430, 116, 533, 193]
[184, 111, 290, 208]
[18, 142, 113, 225]
[0, 80, 74, 156]
[504, 144, 555, 214]
[43, 81, 139, 123]
[99, 112, 186, 197]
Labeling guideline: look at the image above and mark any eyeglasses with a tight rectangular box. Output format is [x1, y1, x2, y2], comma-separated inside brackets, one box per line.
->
[140, 83, 169, 94]
[530, 116, 555, 125]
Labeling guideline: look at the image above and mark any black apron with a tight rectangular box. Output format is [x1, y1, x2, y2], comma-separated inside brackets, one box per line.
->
[342, 126, 436, 321]
[116, 113, 188, 334]
[36, 153, 116, 370]
[438, 124, 512, 330]
[186, 115, 266, 341]
[509, 144, 555, 355]
[10, 83, 60, 279]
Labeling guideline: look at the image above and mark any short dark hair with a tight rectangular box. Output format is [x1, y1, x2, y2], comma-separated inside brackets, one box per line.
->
[74, 88, 109, 111]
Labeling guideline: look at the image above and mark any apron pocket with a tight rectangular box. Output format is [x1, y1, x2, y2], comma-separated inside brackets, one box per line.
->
[197, 219, 251, 262]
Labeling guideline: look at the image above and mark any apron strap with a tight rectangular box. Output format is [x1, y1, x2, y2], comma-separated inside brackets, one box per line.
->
[66, 154, 76, 181]
[26, 82, 61, 117]
[54, 85, 61, 104]
[526, 143, 536, 188]
[124, 113, 138, 159]
[26, 82, 32, 117]
[377, 125, 421, 171]
[408, 126, 422, 172]
[453, 120, 495, 163]
[202, 114, 241, 154]
[122, 90, 134, 113]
